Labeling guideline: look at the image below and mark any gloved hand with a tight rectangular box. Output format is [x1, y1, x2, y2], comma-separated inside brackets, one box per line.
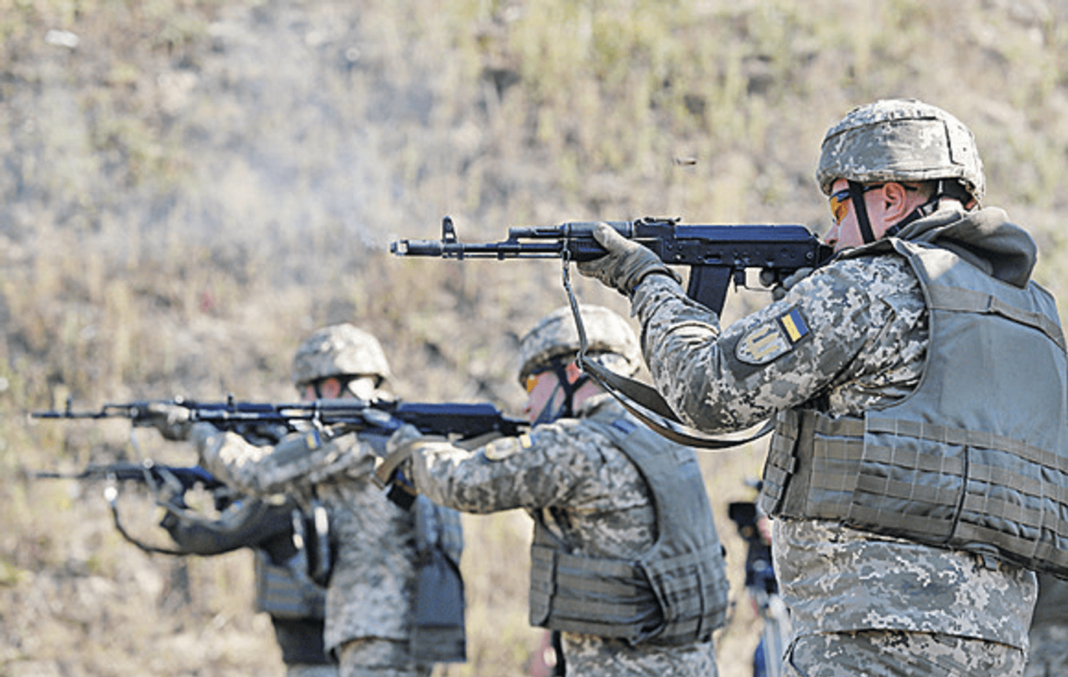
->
[139, 402, 194, 441]
[577, 223, 680, 296]
[759, 266, 815, 301]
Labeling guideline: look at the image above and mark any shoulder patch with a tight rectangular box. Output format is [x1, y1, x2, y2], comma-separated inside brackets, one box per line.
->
[482, 433, 532, 461]
[735, 306, 810, 365]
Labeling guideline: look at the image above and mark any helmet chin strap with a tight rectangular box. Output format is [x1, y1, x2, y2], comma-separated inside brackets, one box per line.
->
[883, 179, 958, 239]
[855, 178, 967, 242]
[848, 180, 878, 244]
[532, 360, 590, 425]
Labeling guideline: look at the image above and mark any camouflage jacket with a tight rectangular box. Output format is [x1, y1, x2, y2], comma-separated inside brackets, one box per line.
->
[407, 396, 717, 675]
[628, 204, 1038, 649]
[193, 425, 419, 655]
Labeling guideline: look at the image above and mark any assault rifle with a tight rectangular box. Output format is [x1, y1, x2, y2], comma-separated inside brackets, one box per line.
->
[391, 216, 832, 450]
[34, 461, 224, 493]
[33, 395, 527, 443]
[33, 458, 334, 583]
[34, 396, 527, 507]
[390, 216, 833, 314]
[33, 460, 238, 555]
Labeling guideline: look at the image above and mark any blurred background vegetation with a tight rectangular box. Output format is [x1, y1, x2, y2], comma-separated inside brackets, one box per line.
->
[2, 0, 1067, 675]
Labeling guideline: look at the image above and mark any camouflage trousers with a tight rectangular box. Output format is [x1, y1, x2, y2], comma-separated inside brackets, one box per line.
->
[1024, 625, 1068, 677]
[287, 664, 339, 677]
[562, 634, 719, 677]
[784, 631, 1025, 677]
[336, 638, 431, 677]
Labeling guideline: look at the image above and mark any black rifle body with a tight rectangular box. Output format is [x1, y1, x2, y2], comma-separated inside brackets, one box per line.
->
[35, 461, 224, 492]
[33, 397, 527, 443]
[391, 217, 834, 313]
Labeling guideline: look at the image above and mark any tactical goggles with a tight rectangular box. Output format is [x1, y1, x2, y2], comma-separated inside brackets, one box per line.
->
[524, 370, 550, 394]
[828, 184, 884, 226]
[301, 374, 382, 400]
[829, 182, 921, 226]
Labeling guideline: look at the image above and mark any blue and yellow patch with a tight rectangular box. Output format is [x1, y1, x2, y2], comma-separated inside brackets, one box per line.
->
[735, 306, 811, 365]
[303, 430, 322, 450]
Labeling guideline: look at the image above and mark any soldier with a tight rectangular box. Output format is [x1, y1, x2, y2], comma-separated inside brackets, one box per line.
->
[379, 305, 730, 676]
[148, 324, 465, 677]
[162, 494, 335, 676]
[578, 99, 1068, 675]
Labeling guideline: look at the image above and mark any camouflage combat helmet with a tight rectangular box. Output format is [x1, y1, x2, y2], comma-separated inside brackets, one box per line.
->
[292, 323, 392, 387]
[817, 98, 985, 204]
[518, 305, 642, 385]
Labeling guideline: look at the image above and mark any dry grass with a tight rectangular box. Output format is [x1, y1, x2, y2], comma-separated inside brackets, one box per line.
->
[2, 0, 1068, 675]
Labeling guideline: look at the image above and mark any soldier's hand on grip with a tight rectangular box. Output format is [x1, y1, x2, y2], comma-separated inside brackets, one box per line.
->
[759, 266, 816, 301]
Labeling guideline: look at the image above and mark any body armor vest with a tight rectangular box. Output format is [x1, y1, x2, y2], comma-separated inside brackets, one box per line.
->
[253, 548, 327, 620]
[529, 409, 730, 645]
[253, 550, 331, 665]
[410, 496, 467, 663]
[760, 239, 1068, 575]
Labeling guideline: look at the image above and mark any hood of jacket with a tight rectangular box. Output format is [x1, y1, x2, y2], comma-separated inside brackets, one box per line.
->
[856, 201, 1038, 288]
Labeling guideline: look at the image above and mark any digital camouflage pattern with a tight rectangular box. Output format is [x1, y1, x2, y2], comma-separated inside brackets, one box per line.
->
[517, 304, 643, 384]
[288, 665, 339, 677]
[632, 255, 929, 429]
[406, 396, 718, 676]
[291, 323, 393, 387]
[336, 639, 432, 677]
[815, 98, 985, 202]
[774, 519, 1035, 648]
[625, 207, 1037, 656]
[192, 424, 427, 674]
[784, 630, 1025, 677]
[564, 635, 717, 676]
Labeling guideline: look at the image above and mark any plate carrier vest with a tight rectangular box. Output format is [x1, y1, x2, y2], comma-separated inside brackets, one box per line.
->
[759, 238, 1068, 576]
[529, 409, 730, 645]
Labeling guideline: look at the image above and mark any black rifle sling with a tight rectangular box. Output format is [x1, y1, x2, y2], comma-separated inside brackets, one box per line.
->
[578, 354, 772, 450]
[562, 262, 772, 451]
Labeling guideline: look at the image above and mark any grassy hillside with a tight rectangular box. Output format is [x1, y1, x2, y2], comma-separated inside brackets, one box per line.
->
[2, 0, 1067, 675]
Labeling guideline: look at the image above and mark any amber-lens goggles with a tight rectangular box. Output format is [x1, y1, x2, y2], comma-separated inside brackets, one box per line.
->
[828, 184, 884, 226]
[524, 370, 549, 394]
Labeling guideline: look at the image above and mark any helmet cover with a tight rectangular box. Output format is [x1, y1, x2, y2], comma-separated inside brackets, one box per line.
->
[518, 305, 642, 385]
[292, 323, 392, 387]
[817, 98, 985, 204]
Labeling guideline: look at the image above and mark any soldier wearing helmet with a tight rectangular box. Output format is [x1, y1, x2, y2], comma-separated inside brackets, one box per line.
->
[292, 324, 393, 401]
[578, 99, 1068, 676]
[149, 324, 465, 677]
[381, 305, 730, 677]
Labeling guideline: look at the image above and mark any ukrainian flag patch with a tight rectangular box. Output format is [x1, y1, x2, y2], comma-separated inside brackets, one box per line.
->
[778, 307, 809, 343]
[735, 306, 810, 365]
